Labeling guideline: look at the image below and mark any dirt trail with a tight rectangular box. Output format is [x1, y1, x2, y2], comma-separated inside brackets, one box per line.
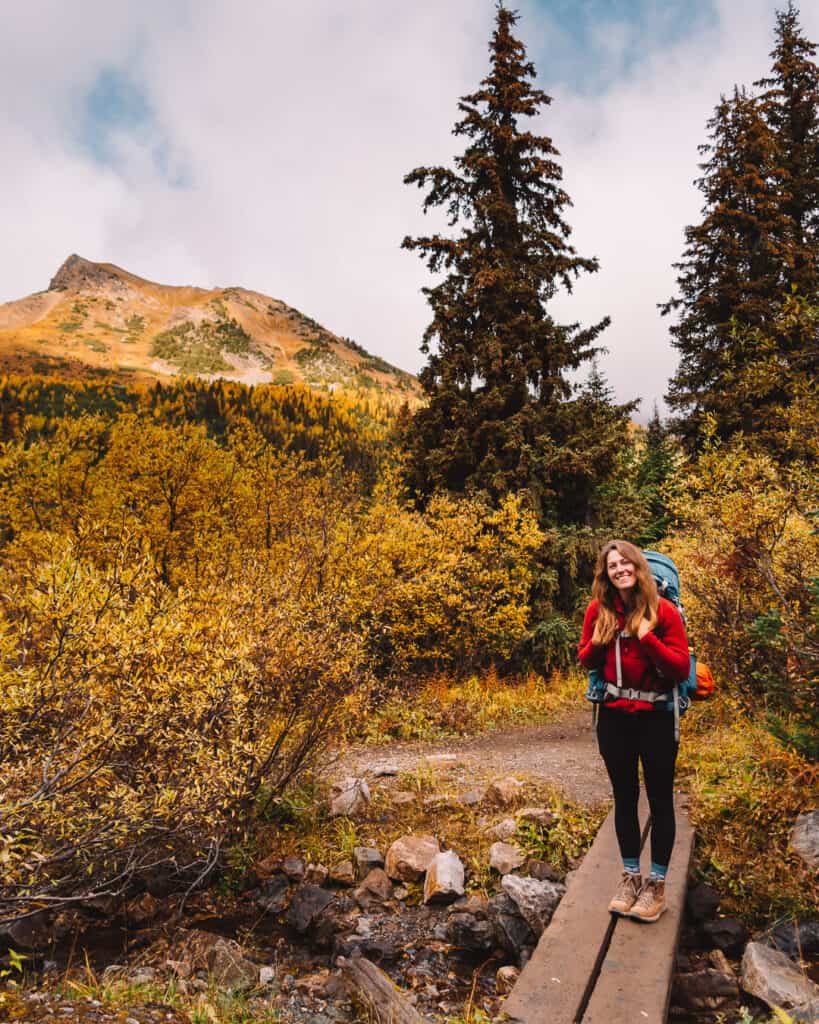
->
[333, 709, 612, 806]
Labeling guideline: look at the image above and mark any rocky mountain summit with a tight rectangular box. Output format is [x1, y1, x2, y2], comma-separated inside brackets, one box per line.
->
[0, 255, 419, 399]
[48, 254, 135, 293]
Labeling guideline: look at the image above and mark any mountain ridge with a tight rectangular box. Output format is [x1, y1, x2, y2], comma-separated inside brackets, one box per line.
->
[0, 255, 419, 400]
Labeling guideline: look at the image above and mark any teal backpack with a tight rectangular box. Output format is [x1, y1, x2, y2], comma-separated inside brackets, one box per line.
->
[585, 550, 698, 740]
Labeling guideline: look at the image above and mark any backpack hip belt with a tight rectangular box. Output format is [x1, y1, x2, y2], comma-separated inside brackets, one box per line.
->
[603, 682, 668, 703]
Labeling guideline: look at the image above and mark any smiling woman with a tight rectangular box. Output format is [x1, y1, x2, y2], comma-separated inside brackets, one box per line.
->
[578, 539, 690, 923]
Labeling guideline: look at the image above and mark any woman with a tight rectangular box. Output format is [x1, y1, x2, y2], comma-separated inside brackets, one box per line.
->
[578, 539, 690, 922]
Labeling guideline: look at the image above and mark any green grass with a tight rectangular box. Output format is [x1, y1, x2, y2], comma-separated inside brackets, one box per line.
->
[56, 972, 279, 1024]
[514, 793, 606, 873]
[293, 344, 350, 383]
[151, 317, 253, 374]
[125, 315, 146, 336]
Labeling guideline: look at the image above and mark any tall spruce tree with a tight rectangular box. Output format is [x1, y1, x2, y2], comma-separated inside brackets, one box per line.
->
[665, 3, 819, 449]
[402, 3, 625, 523]
[663, 88, 787, 443]
[756, 0, 819, 298]
[635, 405, 677, 545]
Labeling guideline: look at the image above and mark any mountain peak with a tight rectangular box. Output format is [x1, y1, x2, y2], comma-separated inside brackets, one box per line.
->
[2, 255, 419, 400]
[49, 255, 130, 292]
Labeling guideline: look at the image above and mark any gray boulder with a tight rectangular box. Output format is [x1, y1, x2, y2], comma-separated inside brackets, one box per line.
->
[286, 885, 335, 933]
[353, 868, 393, 908]
[281, 855, 306, 881]
[790, 810, 819, 870]
[487, 776, 523, 806]
[446, 896, 495, 952]
[501, 874, 565, 937]
[353, 846, 384, 878]
[769, 920, 819, 959]
[487, 892, 537, 957]
[329, 777, 370, 818]
[489, 841, 525, 874]
[384, 834, 439, 882]
[741, 941, 819, 1012]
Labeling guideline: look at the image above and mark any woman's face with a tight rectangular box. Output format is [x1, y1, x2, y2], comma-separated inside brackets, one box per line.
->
[606, 548, 637, 592]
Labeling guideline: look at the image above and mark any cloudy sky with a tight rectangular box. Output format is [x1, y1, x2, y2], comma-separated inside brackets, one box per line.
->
[2, 0, 817, 417]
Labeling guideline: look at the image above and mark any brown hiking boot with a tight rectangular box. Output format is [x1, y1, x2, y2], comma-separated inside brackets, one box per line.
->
[628, 877, 667, 922]
[608, 871, 641, 915]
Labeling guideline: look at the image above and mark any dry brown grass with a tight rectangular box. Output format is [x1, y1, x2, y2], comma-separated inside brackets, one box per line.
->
[344, 668, 586, 746]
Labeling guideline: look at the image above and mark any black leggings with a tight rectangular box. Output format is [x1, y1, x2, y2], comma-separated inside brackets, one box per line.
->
[596, 706, 679, 867]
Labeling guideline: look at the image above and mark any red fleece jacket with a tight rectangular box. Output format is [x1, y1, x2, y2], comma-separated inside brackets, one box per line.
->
[578, 596, 690, 711]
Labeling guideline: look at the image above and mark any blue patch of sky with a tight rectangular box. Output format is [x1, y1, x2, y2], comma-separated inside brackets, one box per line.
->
[79, 68, 151, 163]
[77, 67, 191, 188]
[524, 0, 719, 93]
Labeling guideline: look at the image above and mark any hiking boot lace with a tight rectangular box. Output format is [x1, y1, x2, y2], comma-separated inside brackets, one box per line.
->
[634, 878, 662, 911]
[616, 873, 640, 902]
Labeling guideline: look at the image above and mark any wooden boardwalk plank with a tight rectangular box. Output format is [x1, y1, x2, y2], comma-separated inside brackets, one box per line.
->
[502, 793, 649, 1024]
[582, 796, 694, 1024]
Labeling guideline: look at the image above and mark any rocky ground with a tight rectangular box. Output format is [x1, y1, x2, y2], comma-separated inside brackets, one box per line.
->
[2, 713, 817, 1024]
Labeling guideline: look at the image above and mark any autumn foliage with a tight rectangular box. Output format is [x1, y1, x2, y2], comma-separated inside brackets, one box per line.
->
[666, 435, 818, 758]
[0, 381, 543, 912]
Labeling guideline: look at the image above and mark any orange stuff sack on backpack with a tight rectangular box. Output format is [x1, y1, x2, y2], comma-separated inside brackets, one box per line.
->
[693, 660, 715, 700]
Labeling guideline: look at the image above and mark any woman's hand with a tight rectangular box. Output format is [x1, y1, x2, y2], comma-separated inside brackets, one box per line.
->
[637, 612, 657, 640]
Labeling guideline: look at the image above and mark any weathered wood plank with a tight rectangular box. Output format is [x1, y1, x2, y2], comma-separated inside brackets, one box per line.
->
[582, 796, 694, 1024]
[502, 792, 649, 1024]
[338, 954, 430, 1024]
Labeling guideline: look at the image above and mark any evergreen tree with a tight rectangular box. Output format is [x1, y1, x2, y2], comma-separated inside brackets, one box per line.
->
[635, 405, 677, 545]
[756, 1, 819, 299]
[665, 4, 819, 450]
[402, 3, 623, 523]
[663, 88, 786, 444]
[552, 360, 638, 526]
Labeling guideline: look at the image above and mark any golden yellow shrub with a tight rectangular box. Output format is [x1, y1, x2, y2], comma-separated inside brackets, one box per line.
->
[0, 416, 544, 911]
[665, 440, 817, 756]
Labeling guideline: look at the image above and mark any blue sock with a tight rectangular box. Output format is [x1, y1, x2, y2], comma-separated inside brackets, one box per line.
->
[650, 861, 668, 880]
[623, 857, 641, 875]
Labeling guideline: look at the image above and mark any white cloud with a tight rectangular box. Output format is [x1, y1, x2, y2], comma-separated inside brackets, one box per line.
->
[525, 0, 819, 415]
[1, 0, 816, 417]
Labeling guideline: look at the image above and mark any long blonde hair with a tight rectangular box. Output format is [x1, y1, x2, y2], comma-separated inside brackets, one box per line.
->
[590, 540, 659, 646]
